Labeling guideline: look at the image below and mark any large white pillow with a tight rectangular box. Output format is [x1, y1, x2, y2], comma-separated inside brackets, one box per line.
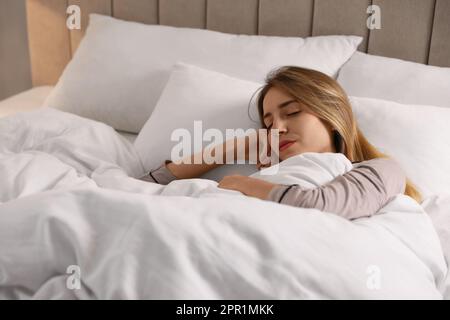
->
[338, 52, 450, 108]
[350, 96, 450, 198]
[44, 14, 361, 133]
[134, 62, 262, 181]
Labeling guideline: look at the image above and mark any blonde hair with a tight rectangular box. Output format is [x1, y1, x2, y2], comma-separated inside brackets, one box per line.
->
[255, 66, 422, 203]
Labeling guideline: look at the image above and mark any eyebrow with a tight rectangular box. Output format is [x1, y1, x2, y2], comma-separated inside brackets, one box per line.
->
[263, 99, 297, 119]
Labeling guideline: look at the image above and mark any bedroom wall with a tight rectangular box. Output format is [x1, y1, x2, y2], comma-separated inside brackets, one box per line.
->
[0, 0, 32, 101]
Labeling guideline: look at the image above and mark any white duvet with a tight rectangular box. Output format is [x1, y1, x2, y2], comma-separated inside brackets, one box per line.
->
[0, 108, 447, 299]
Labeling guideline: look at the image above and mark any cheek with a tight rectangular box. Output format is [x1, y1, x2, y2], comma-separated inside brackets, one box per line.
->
[289, 115, 314, 137]
[292, 115, 330, 144]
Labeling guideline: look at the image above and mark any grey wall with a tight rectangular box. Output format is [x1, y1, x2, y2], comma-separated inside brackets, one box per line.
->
[0, 0, 32, 100]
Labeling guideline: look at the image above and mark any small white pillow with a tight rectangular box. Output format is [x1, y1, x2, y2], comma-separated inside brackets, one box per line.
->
[338, 52, 450, 108]
[134, 62, 262, 181]
[44, 14, 361, 133]
[350, 96, 450, 198]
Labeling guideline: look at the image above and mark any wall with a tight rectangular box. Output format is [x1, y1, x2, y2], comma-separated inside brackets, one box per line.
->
[0, 0, 32, 100]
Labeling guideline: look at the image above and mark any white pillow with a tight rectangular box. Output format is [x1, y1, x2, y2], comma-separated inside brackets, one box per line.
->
[44, 14, 362, 133]
[134, 62, 262, 181]
[338, 52, 450, 108]
[350, 96, 450, 198]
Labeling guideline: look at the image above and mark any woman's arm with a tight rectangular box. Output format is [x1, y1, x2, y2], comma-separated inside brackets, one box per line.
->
[138, 136, 254, 183]
[218, 157, 407, 220]
[267, 157, 406, 220]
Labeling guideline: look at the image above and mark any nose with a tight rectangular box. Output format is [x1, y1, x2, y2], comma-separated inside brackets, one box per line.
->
[271, 118, 288, 134]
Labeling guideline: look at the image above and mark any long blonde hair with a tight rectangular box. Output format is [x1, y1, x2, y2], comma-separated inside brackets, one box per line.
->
[255, 66, 421, 203]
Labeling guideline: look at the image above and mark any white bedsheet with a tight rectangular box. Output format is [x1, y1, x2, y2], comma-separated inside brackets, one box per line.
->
[0, 108, 447, 299]
[422, 194, 450, 299]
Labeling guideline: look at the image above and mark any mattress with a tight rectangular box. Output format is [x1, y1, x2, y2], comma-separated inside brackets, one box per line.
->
[0, 86, 138, 144]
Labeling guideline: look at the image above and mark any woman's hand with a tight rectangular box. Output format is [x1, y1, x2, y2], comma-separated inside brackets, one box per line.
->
[240, 133, 274, 170]
[218, 175, 279, 200]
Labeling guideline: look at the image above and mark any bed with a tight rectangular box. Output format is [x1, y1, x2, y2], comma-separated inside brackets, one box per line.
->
[1, 0, 450, 300]
[0, 86, 138, 144]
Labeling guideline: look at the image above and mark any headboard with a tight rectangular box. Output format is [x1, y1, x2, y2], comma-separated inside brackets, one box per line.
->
[26, 0, 450, 87]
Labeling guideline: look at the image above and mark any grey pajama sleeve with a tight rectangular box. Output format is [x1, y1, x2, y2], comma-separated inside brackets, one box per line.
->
[266, 158, 407, 220]
[138, 160, 178, 185]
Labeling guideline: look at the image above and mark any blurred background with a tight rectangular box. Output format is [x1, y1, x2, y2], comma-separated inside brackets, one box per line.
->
[0, 0, 32, 100]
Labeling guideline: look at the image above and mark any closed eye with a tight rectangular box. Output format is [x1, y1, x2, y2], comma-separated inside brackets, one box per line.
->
[266, 110, 301, 128]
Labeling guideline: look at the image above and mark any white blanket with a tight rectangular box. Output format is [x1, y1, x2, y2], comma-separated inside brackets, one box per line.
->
[0, 108, 447, 299]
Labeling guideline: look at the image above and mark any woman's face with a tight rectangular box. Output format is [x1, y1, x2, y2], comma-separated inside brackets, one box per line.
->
[262, 86, 336, 161]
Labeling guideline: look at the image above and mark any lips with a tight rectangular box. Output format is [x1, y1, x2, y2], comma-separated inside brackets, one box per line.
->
[279, 140, 295, 152]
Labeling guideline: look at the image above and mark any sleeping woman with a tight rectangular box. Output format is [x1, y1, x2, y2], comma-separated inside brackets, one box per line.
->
[139, 66, 421, 220]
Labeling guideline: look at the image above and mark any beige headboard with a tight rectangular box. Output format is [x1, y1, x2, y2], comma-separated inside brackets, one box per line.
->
[26, 0, 450, 87]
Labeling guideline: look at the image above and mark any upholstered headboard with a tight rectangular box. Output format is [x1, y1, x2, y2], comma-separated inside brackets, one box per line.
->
[26, 0, 450, 87]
